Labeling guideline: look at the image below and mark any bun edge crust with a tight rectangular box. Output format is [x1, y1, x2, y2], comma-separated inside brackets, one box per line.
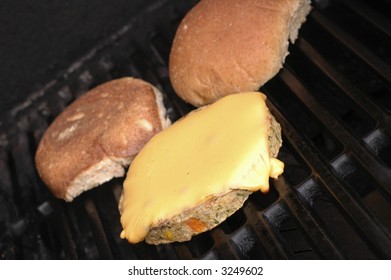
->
[35, 78, 170, 202]
[169, 0, 312, 107]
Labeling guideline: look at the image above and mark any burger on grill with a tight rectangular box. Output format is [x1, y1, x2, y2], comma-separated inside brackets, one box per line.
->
[119, 92, 284, 244]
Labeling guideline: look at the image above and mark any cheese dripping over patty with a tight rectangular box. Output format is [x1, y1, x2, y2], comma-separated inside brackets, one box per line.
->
[120, 92, 284, 243]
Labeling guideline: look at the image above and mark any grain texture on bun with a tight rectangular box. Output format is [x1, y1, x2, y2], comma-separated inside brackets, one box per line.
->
[35, 77, 170, 202]
[169, 0, 312, 107]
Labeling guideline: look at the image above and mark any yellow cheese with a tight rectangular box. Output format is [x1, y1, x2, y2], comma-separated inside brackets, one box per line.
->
[120, 92, 284, 243]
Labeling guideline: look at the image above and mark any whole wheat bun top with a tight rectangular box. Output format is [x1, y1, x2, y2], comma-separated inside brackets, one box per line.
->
[35, 77, 170, 201]
[169, 0, 311, 107]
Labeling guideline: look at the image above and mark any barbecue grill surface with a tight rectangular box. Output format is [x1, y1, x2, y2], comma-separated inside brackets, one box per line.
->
[1, 0, 391, 259]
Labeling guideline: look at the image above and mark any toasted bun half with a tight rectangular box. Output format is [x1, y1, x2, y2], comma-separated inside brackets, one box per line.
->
[169, 0, 312, 107]
[35, 77, 170, 201]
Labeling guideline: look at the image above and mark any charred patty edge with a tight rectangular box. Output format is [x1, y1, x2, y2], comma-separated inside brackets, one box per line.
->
[145, 189, 251, 244]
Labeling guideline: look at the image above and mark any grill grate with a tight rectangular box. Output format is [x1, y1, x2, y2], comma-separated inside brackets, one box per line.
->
[1, 0, 391, 259]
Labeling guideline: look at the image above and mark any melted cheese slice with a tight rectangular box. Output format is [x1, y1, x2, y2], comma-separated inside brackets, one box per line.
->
[120, 92, 284, 243]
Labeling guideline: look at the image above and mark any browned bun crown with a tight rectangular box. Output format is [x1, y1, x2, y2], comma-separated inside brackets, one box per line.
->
[169, 0, 311, 107]
[35, 77, 170, 201]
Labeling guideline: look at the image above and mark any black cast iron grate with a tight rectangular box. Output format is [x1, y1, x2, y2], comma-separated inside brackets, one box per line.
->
[1, 0, 391, 259]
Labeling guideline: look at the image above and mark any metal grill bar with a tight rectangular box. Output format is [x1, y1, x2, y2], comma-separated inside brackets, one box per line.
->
[273, 177, 343, 259]
[311, 10, 391, 84]
[296, 38, 391, 128]
[245, 203, 290, 259]
[279, 69, 391, 195]
[338, 0, 391, 38]
[267, 100, 391, 259]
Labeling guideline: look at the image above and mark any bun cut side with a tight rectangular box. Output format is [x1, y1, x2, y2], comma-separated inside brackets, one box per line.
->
[169, 0, 312, 107]
[35, 77, 170, 201]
